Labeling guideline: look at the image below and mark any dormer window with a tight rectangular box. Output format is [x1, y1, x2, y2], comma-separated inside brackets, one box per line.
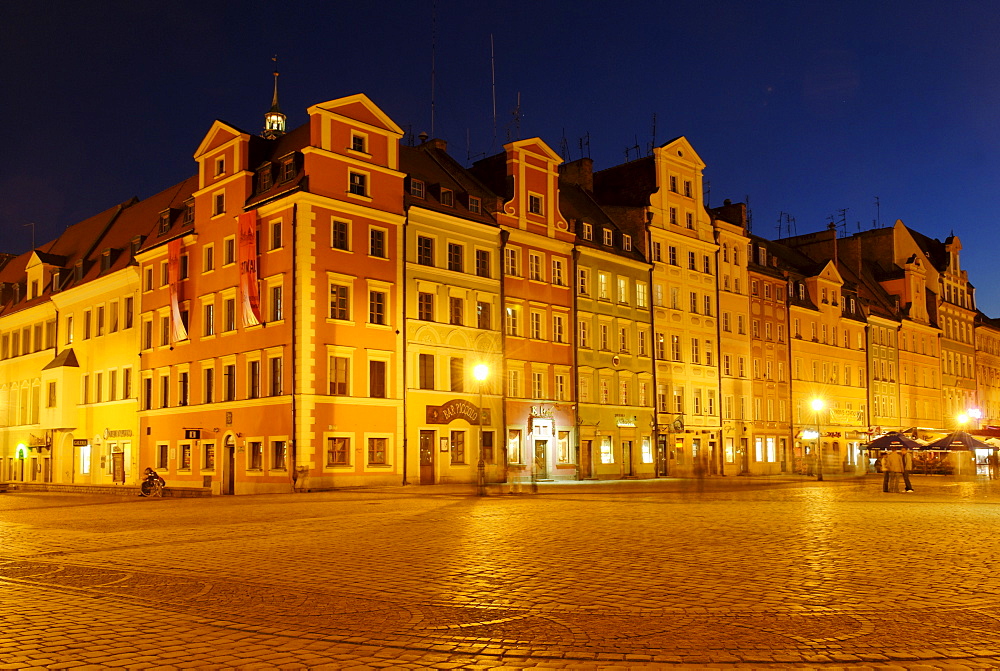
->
[130, 236, 145, 259]
[410, 179, 425, 198]
[582, 222, 593, 240]
[30, 280, 39, 299]
[602, 229, 613, 246]
[468, 196, 481, 214]
[159, 211, 171, 235]
[183, 199, 194, 225]
[258, 165, 273, 192]
[100, 249, 112, 273]
[623, 234, 632, 251]
[280, 157, 296, 183]
[75, 260, 84, 282]
[441, 188, 454, 207]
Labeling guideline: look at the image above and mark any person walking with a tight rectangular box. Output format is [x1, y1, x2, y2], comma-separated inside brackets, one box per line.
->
[899, 445, 915, 492]
[883, 448, 904, 493]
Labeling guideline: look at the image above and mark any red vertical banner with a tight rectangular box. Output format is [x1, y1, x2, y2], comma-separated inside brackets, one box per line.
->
[238, 211, 262, 327]
[167, 238, 188, 343]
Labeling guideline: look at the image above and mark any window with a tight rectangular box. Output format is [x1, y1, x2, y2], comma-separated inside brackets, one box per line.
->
[684, 180, 692, 197]
[272, 441, 287, 470]
[468, 196, 481, 213]
[528, 194, 543, 214]
[578, 268, 590, 295]
[449, 296, 463, 325]
[552, 258, 564, 285]
[686, 212, 694, 229]
[84, 310, 92, 339]
[349, 172, 367, 196]
[636, 282, 648, 308]
[270, 221, 282, 250]
[620, 327, 629, 353]
[671, 335, 681, 361]
[327, 437, 350, 466]
[178, 371, 189, 406]
[270, 357, 283, 396]
[369, 291, 386, 325]
[599, 323, 609, 350]
[418, 292, 434, 321]
[223, 364, 236, 401]
[258, 165, 273, 192]
[653, 242, 662, 262]
[47, 381, 57, 408]
[532, 372, 544, 399]
[582, 222, 593, 240]
[598, 273, 609, 300]
[477, 301, 491, 329]
[618, 278, 628, 304]
[530, 311, 543, 339]
[475, 250, 490, 278]
[369, 228, 386, 258]
[450, 357, 464, 392]
[623, 234, 632, 251]
[351, 134, 367, 153]
[248, 442, 263, 470]
[689, 292, 698, 313]
[270, 285, 283, 322]
[668, 246, 678, 265]
[504, 248, 519, 276]
[638, 330, 647, 356]
[159, 375, 169, 408]
[703, 256, 711, 274]
[688, 251, 697, 270]
[506, 305, 521, 336]
[330, 284, 349, 320]
[441, 188, 454, 207]
[553, 314, 565, 343]
[603, 229, 613, 246]
[330, 357, 349, 395]
[579, 320, 590, 348]
[203, 245, 215, 274]
[447, 243, 464, 272]
[224, 237, 236, 265]
[331, 220, 350, 250]
[368, 438, 387, 464]
[419, 353, 435, 389]
[213, 192, 225, 216]
[528, 253, 543, 281]
[670, 207, 678, 225]
[248, 360, 260, 399]
[203, 303, 215, 336]
[143, 377, 152, 410]
[224, 298, 236, 332]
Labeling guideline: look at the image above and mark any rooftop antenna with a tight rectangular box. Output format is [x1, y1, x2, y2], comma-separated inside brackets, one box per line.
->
[506, 92, 521, 142]
[836, 208, 848, 236]
[430, 0, 437, 137]
[874, 195, 881, 228]
[24, 222, 35, 250]
[745, 194, 752, 233]
[490, 34, 497, 153]
[649, 112, 657, 155]
[578, 132, 591, 159]
[704, 179, 711, 207]
[559, 128, 570, 161]
[777, 211, 786, 238]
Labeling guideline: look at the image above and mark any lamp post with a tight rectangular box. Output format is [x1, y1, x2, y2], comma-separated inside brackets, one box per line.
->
[811, 398, 825, 481]
[473, 364, 489, 496]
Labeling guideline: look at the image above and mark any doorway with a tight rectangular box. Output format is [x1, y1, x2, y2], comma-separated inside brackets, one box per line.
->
[622, 440, 634, 477]
[534, 440, 548, 480]
[580, 440, 592, 479]
[419, 430, 435, 484]
[222, 436, 235, 495]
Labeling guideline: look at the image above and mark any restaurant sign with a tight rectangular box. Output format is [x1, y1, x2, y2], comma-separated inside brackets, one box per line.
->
[426, 399, 491, 426]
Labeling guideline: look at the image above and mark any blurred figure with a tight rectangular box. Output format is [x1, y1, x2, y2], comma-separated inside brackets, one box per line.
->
[899, 446, 914, 492]
[883, 448, 903, 493]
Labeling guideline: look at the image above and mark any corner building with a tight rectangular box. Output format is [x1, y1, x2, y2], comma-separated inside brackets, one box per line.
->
[137, 94, 406, 494]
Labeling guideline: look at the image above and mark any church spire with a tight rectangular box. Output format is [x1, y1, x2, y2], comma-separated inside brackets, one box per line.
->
[263, 55, 286, 139]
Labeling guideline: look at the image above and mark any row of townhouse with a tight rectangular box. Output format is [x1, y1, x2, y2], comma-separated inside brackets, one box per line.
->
[0, 89, 993, 493]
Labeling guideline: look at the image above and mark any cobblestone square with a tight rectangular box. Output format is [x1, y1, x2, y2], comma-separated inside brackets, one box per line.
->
[3, 476, 1000, 669]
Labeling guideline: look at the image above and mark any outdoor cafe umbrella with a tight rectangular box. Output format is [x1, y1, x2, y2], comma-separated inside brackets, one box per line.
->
[865, 432, 921, 450]
[926, 431, 992, 451]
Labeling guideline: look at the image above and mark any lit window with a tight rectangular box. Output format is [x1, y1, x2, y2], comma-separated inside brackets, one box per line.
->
[349, 172, 367, 197]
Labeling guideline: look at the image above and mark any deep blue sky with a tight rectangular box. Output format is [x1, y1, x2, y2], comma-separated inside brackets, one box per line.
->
[5, 1, 1000, 312]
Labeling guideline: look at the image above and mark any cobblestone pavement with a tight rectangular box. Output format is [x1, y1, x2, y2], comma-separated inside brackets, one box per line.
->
[3, 475, 1000, 669]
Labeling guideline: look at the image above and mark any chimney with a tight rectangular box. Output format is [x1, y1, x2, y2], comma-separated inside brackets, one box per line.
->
[559, 157, 594, 191]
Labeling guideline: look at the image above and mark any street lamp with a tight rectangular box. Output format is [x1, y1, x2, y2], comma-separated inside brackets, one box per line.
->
[473, 363, 489, 496]
[811, 398, 825, 481]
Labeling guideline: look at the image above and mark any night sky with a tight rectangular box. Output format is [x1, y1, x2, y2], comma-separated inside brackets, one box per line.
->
[5, 1, 1000, 312]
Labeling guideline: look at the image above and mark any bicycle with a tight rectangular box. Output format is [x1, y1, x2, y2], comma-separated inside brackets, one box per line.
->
[139, 468, 165, 497]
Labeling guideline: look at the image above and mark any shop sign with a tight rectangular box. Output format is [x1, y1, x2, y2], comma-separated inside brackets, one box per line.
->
[28, 433, 48, 447]
[184, 429, 201, 439]
[616, 414, 637, 427]
[104, 428, 133, 439]
[426, 399, 490, 425]
[530, 405, 554, 419]
[73, 439, 89, 447]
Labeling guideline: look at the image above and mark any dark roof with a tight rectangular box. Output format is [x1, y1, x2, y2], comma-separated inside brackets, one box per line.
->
[42, 348, 79, 370]
[401, 141, 499, 226]
[560, 181, 646, 263]
[593, 156, 656, 207]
